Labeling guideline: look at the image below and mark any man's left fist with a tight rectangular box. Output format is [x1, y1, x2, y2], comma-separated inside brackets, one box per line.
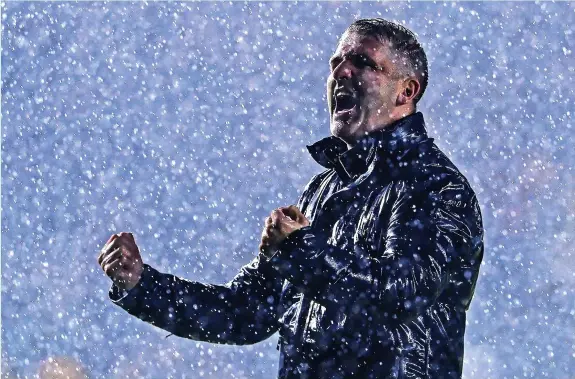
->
[259, 205, 310, 259]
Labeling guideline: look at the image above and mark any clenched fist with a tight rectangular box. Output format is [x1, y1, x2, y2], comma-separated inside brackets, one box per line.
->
[97, 232, 144, 291]
[259, 205, 310, 260]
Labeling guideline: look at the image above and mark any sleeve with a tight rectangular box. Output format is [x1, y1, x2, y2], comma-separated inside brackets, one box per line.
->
[268, 178, 482, 324]
[109, 255, 283, 345]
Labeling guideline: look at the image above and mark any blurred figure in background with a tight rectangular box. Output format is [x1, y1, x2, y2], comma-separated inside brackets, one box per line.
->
[37, 356, 88, 379]
[98, 18, 484, 378]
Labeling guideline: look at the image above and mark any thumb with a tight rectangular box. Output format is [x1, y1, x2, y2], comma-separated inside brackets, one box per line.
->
[281, 205, 300, 221]
[284, 215, 301, 228]
[287, 205, 307, 224]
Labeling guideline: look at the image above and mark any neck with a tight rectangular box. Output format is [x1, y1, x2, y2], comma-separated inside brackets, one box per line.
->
[385, 105, 416, 130]
[343, 107, 416, 149]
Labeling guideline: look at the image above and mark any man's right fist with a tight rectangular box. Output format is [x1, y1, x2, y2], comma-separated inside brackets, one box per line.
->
[98, 232, 144, 291]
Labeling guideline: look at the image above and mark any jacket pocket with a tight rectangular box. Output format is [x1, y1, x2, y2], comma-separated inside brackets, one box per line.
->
[277, 293, 303, 350]
[397, 341, 430, 379]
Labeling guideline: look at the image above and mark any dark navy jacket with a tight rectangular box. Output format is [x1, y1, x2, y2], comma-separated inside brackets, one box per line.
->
[110, 112, 484, 379]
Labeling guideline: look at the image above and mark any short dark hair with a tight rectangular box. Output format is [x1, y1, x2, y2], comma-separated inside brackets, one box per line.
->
[346, 18, 429, 105]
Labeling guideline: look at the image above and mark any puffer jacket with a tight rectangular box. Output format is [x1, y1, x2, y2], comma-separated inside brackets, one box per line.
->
[110, 112, 484, 379]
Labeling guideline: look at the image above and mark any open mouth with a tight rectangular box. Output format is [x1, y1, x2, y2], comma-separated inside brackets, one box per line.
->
[334, 92, 358, 119]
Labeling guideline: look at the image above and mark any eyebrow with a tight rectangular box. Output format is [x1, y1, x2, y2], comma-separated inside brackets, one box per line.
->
[329, 51, 384, 71]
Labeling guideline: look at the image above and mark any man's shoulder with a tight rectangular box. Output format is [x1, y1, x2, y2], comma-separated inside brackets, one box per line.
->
[395, 142, 478, 203]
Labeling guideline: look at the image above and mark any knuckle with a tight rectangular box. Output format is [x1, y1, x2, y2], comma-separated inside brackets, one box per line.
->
[104, 262, 119, 275]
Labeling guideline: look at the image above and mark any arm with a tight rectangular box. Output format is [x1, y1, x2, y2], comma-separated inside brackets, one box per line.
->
[104, 171, 328, 344]
[109, 255, 283, 345]
[269, 179, 482, 323]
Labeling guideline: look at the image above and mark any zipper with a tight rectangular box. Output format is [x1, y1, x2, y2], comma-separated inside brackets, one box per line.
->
[291, 146, 378, 348]
[295, 296, 312, 345]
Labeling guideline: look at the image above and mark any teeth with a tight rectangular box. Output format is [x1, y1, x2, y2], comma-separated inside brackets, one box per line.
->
[334, 93, 356, 112]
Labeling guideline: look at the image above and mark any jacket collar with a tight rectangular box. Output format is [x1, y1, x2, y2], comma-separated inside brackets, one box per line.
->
[306, 112, 428, 182]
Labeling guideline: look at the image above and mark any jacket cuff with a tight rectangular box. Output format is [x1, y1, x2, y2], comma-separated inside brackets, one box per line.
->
[108, 264, 156, 313]
[278, 226, 312, 254]
[268, 226, 314, 275]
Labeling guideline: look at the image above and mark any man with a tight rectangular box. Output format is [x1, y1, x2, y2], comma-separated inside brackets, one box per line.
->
[98, 18, 484, 379]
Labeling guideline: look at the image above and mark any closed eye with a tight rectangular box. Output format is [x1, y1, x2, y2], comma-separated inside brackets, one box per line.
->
[351, 54, 380, 70]
[329, 53, 381, 72]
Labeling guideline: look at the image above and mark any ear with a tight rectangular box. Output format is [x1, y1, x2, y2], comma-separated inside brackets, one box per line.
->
[396, 78, 420, 106]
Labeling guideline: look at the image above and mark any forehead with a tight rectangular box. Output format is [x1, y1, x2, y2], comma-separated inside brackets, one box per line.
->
[333, 31, 391, 58]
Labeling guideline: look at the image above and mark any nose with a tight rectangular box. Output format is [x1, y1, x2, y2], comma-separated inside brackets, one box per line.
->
[332, 59, 354, 81]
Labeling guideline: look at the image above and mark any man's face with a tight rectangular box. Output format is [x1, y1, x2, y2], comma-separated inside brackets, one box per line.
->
[327, 31, 405, 144]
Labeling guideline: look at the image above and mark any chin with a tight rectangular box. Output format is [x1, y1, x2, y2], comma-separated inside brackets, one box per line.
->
[330, 121, 357, 145]
[332, 112, 362, 133]
[330, 120, 346, 137]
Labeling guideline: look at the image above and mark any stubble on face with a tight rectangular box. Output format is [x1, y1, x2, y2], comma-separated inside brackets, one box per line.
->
[327, 32, 404, 146]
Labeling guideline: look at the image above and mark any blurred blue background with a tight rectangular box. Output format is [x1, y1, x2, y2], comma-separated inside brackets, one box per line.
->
[2, 2, 574, 378]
